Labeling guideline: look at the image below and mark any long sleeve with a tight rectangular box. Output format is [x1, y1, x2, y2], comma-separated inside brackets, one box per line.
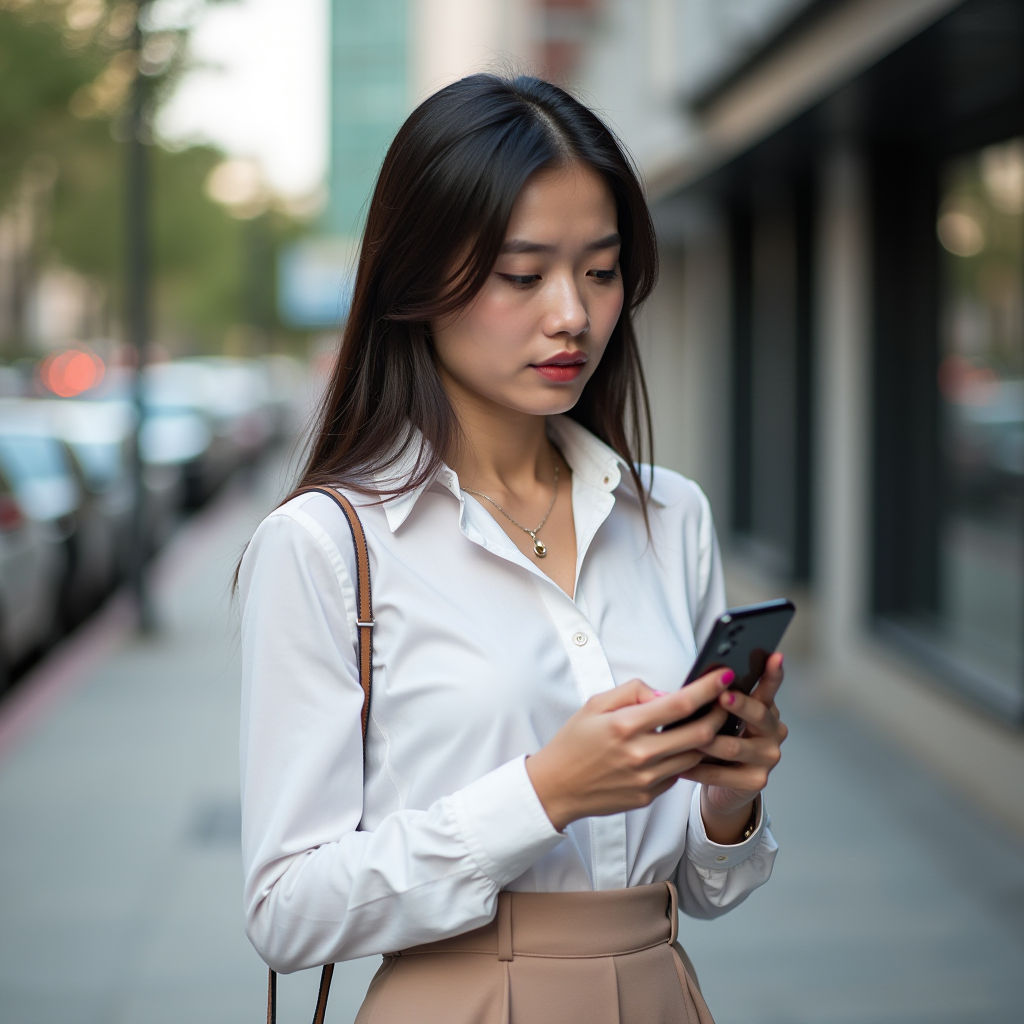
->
[675, 787, 779, 918]
[688, 482, 728, 651]
[673, 483, 779, 917]
[239, 509, 562, 973]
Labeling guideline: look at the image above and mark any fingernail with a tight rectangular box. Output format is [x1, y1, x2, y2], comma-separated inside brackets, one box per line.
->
[652, 690, 668, 697]
[724, 692, 736, 705]
[778, 654, 784, 666]
[720, 670, 735, 686]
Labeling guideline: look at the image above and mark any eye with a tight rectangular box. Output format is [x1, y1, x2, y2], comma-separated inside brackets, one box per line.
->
[498, 273, 541, 288]
[589, 268, 619, 283]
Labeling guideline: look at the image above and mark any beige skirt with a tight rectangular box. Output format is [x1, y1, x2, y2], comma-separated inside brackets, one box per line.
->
[354, 882, 715, 1024]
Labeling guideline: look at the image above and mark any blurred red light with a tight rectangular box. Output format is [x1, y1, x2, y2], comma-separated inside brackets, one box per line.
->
[40, 347, 105, 398]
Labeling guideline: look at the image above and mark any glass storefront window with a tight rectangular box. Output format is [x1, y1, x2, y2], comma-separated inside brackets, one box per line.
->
[934, 137, 1024, 704]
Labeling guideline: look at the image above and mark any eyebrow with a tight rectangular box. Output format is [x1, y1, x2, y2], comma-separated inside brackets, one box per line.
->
[499, 232, 621, 255]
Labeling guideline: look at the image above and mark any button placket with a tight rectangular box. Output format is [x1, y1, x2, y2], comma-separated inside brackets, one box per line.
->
[569, 475, 616, 596]
[531, 579, 629, 890]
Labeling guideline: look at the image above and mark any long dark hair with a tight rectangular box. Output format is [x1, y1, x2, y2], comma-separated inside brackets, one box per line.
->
[295, 73, 657, 506]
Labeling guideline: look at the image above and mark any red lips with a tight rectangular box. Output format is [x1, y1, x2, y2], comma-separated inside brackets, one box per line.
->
[532, 351, 587, 383]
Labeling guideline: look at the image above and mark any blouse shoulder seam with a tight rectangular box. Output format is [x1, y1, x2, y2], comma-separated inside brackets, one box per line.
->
[273, 504, 359, 646]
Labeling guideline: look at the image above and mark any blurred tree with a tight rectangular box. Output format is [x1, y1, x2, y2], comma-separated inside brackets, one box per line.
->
[0, 0, 296, 354]
[0, 2, 106, 203]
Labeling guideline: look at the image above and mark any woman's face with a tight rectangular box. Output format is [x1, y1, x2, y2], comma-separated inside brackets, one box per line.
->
[432, 162, 624, 419]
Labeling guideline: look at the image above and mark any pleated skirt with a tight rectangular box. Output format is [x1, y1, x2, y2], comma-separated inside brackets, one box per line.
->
[354, 882, 715, 1024]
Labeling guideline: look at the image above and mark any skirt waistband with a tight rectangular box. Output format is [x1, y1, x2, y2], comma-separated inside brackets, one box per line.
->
[395, 881, 680, 961]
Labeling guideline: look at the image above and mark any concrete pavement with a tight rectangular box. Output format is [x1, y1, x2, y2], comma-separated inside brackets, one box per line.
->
[0, 454, 1022, 1024]
[0, 456, 379, 1024]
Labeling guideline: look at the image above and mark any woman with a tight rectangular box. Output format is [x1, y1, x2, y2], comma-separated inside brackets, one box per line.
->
[239, 74, 787, 1023]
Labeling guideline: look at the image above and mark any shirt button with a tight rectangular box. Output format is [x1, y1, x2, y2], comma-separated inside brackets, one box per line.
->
[603, 475, 610, 485]
[716, 855, 728, 862]
[572, 631, 588, 647]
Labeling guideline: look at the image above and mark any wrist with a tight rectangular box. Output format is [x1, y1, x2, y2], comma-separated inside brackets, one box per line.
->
[525, 753, 573, 832]
[700, 790, 758, 845]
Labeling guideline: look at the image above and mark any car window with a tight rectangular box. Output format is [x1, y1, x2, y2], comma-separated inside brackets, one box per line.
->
[0, 435, 72, 485]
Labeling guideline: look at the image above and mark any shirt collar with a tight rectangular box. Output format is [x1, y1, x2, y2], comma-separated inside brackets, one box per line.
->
[374, 415, 643, 534]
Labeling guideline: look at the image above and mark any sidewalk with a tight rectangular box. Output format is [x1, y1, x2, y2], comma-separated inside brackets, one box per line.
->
[682, 670, 1024, 1024]
[1, 455, 1022, 1024]
[0, 457, 379, 1024]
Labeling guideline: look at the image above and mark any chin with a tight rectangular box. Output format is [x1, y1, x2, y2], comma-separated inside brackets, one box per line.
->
[512, 388, 583, 418]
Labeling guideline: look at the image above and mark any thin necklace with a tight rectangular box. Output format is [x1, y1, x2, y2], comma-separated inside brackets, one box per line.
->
[464, 465, 560, 559]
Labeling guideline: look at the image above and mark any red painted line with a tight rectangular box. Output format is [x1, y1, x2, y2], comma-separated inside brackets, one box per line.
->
[0, 478, 255, 765]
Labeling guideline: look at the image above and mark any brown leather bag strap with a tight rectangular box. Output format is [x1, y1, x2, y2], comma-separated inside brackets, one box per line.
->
[297, 486, 375, 741]
[265, 486, 372, 1023]
[266, 964, 333, 1024]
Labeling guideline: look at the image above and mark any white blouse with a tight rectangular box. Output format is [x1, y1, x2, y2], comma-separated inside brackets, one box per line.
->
[239, 416, 778, 974]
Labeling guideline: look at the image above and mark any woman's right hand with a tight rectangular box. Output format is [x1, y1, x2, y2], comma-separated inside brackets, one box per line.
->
[525, 670, 734, 831]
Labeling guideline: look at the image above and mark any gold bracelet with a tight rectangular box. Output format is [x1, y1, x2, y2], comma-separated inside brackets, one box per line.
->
[741, 799, 760, 841]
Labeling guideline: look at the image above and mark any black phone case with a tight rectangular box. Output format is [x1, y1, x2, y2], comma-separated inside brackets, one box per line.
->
[665, 599, 795, 752]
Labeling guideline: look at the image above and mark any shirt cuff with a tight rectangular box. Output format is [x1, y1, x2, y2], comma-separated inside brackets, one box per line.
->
[685, 785, 768, 870]
[448, 755, 564, 887]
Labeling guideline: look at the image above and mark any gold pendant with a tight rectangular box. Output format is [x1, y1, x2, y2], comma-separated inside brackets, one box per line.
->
[533, 537, 548, 558]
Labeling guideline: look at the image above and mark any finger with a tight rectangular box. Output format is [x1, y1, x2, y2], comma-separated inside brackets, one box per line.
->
[678, 760, 770, 792]
[621, 668, 736, 733]
[644, 772, 689, 803]
[750, 653, 785, 706]
[640, 747, 715, 790]
[697, 732, 780, 766]
[587, 678, 660, 714]
[644, 705, 730, 762]
[717, 689, 782, 737]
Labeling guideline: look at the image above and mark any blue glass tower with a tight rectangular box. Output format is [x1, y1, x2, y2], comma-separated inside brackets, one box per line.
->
[323, 0, 409, 240]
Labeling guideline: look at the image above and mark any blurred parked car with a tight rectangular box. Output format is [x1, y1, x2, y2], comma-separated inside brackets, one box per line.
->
[259, 354, 311, 440]
[0, 400, 119, 629]
[192, 356, 275, 456]
[143, 358, 273, 505]
[46, 397, 186, 554]
[0, 463, 64, 685]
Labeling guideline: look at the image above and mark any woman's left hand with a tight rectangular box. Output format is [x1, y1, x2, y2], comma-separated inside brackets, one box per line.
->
[679, 652, 788, 844]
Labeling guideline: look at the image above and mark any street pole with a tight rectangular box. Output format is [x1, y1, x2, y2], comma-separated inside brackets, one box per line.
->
[125, 0, 155, 632]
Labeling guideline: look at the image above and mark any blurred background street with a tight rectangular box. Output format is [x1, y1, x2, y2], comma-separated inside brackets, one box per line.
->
[0, 1, 1022, 1022]
[2, 450, 1022, 1024]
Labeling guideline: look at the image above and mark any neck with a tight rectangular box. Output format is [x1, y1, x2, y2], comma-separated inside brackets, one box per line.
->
[442, 373, 558, 493]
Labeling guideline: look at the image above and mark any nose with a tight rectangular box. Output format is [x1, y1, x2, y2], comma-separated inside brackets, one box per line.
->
[543, 273, 590, 338]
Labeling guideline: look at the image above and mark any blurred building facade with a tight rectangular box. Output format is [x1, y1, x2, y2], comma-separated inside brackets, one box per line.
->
[566, 0, 1024, 832]
[309, 0, 1024, 831]
[281, 0, 574, 328]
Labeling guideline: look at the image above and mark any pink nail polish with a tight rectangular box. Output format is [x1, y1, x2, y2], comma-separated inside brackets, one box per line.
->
[725, 692, 736, 705]
[720, 670, 735, 686]
[652, 690, 668, 697]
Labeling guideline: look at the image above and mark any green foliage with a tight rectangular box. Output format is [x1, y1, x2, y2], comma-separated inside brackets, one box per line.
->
[0, 0, 298, 353]
[0, 4, 107, 202]
[152, 144, 245, 349]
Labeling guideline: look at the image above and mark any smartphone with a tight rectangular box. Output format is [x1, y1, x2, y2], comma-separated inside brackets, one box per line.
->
[664, 599, 795, 741]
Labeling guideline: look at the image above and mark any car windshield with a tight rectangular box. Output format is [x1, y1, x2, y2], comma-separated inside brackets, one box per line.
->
[0, 434, 71, 485]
